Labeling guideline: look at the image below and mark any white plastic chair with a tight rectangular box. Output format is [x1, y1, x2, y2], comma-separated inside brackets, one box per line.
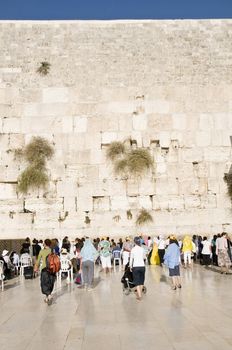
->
[20, 255, 33, 276]
[0, 261, 4, 291]
[57, 258, 73, 285]
[112, 250, 122, 268]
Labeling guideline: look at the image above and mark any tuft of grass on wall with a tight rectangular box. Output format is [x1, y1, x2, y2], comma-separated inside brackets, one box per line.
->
[224, 173, 232, 202]
[37, 61, 51, 76]
[18, 166, 48, 194]
[136, 208, 153, 226]
[113, 147, 153, 177]
[126, 149, 153, 175]
[106, 141, 125, 161]
[17, 136, 54, 194]
[24, 136, 54, 164]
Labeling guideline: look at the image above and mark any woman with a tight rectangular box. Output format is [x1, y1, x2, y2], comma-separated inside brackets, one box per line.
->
[182, 235, 193, 268]
[164, 236, 181, 290]
[34, 239, 55, 305]
[216, 232, 231, 274]
[150, 241, 160, 265]
[211, 235, 218, 266]
[201, 237, 211, 266]
[80, 238, 98, 290]
[129, 237, 146, 301]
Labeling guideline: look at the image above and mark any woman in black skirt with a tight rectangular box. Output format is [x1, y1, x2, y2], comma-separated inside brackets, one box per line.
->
[129, 237, 146, 301]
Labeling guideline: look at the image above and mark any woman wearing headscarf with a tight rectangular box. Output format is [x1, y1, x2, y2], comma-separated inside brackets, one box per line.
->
[164, 236, 181, 290]
[80, 237, 98, 291]
[129, 237, 146, 301]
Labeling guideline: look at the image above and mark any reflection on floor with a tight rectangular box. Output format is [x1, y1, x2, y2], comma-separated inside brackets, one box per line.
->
[0, 264, 231, 350]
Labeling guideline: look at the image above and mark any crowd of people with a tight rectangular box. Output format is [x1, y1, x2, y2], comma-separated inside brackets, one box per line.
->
[0, 232, 231, 302]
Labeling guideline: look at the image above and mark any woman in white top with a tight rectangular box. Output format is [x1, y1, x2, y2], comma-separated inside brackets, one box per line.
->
[201, 237, 211, 266]
[129, 237, 146, 301]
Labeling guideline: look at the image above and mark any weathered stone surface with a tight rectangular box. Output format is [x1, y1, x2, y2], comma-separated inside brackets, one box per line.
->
[0, 20, 231, 238]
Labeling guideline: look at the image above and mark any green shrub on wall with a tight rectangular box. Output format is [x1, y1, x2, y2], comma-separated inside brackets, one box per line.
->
[17, 137, 54, 194]
[136, 208, 153, 226]
[106, 140, 154, 177]
[224, 172, 232, 203]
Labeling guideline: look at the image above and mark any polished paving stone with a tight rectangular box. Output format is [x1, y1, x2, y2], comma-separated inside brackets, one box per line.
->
[0, 265, 232, 350]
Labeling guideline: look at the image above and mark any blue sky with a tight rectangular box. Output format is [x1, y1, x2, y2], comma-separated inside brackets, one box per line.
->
[0, 0, 231, 20]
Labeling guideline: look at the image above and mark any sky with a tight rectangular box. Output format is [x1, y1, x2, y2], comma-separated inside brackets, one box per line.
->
[0, 0, 232, 20]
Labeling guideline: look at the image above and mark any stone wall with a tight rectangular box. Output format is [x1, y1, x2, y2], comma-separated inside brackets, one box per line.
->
[0, 19, 232, 239]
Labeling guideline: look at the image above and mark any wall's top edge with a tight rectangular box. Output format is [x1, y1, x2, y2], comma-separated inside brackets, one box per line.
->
[0, 19, 231, 24]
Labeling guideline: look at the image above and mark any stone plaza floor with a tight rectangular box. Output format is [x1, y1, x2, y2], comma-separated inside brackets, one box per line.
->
[0, 264, 232, 350]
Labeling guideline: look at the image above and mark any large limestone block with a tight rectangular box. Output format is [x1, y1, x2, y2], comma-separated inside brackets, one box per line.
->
[196, 131, 211, 147]
[126, 179, 139, 196]
[156, 162, 167, 176]
[61, 116, 73, 133]
[139, 178, 155, 196]
[0, 199, 23, 212]
[182, 148, 203, 163]
[184, 195, 201, 209]
[42, 87, 69, 103]
[93, 196, 110, 211]
[152, 195, 169, 210]
[132, 114, 147, 131]
[200, 194, 217, 209]
[138, 196, 152, 210]
[90, 149, 104, 165]
[127, 195, 139, 209]
[73, 116, 88, 133]
[199, 114, 214, 130]
[159, 131, 170, 147]
[24, 103, 69, 117]
[145, 100, 169, 114]
[207, 178, 220, 194]
[101, 132, 117, 144]
[204, 147, 230, 162]
[96, 101, 135, 114]
[24, 198, 63, 212]
[119, 115, 132, 131]
[172, 114, 186, 130]
[111, 196, 129, 210]
[9, 134, 25, 149]
[56, 180, 78, 197]
[214, 113, 230, 130]
[22, 116, 63, 133]
[3, 118, 21, 133]
[168, 195, 184, 210]
[108, 180, 126, 197]
[0, 183, 17, 199]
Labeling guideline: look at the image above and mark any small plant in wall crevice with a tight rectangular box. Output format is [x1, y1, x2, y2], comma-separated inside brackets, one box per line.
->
[17, 136, 54, 194]
[224, 172, 232, 203]
[37, 61, 51, 76]
[136, 208, 153, 226]
[106, 140, 154, 178]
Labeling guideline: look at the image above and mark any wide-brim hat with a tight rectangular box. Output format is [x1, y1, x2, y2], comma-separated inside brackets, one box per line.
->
[2, 249, 8, 257]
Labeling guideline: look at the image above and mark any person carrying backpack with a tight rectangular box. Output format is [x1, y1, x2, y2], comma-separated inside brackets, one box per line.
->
[34, 239, 60, 305]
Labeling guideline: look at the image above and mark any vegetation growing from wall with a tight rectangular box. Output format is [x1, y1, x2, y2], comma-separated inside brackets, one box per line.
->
[224, 172, 232, 203]
[106, 140, 154, 178]
[37, 61, 51, 76]
[17, 137, 54, 194]
[136, 208, 153, 226]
